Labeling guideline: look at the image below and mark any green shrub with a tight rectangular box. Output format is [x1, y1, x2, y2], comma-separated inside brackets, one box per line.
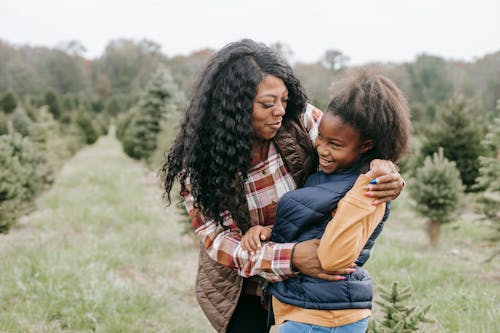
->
[76, 111, 99, 144]
[474, 115, 500, 248]
[0, 91, 17, 114]
[120, 68, 184, 161]
[44, 90, 61, 119]
[0, 133, 50, 232]
[409, 148, 464, 246]
[368, 282, 433, 333]
[29, 107, 81, 172]
[419, 96, 486, 191]
[12, 107, 33, 137]
[0, 112, 9, 135]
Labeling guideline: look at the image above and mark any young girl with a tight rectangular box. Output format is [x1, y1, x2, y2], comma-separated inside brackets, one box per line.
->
[241, 69, 411, 333]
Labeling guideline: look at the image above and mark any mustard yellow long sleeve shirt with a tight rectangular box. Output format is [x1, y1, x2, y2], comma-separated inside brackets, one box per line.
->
[273, 174, 387, 327]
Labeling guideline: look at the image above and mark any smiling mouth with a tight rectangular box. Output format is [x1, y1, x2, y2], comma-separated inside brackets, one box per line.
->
[319, 157, 335, 166]
[267, 121, 282, 129]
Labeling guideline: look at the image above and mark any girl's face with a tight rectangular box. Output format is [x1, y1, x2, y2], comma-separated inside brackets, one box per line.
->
[252, 75, 288, 140]
[315, 113, 373, 174]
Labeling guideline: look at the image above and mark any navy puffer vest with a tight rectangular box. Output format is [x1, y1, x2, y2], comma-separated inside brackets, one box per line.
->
[269, 166, 390, 310]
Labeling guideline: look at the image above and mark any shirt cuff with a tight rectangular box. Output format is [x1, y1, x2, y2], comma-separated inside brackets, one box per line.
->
[273, 242, 297, 279]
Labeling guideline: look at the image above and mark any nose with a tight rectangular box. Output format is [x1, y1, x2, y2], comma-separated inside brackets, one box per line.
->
[315, 138, 327, 155]
[272, 102, 286, 117]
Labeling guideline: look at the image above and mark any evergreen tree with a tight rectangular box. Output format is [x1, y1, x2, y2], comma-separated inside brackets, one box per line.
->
[0, 91, 17, 114]
[419, 96, 485, 191]
[121, 67, 182, 161]
[29, 106, 82, 172]
[12, 107, 33, 137]
[44, 90, 62, 119]
[0, 133, 49, 232]
[474, 109, 500, 260]
[76, 111, 99, 144]
[409, 148, 464, 246]
[368, 282, 433, 333]
[0, 112, 9, 135]
[0, 139, 23, 232]
[405, 54, 453, 124]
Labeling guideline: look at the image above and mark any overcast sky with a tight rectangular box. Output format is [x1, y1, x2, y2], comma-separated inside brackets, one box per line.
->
[1, 0, 499, 64]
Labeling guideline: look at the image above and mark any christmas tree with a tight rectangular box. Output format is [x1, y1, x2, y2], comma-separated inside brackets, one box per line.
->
[368, 282, 433, 333]
[409, 148, 464, 246]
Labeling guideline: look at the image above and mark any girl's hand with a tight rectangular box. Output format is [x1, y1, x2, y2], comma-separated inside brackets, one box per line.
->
[365, 159, 405, 205]
[241, 225, 272, 255]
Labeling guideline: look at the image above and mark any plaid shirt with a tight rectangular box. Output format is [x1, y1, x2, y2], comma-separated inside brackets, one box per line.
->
[183, 104, 322, 282]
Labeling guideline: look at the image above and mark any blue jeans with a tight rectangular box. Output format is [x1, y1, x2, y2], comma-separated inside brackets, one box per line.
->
[278, 317, 369, 333]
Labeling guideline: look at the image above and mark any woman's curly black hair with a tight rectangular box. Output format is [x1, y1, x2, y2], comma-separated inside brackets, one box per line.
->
[160, 39, 308, 231]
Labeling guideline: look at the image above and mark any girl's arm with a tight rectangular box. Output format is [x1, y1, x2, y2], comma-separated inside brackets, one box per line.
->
[317, 160, 394, 271]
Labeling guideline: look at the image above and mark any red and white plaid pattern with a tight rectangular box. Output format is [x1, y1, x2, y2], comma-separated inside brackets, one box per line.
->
[183, 104, 322, 282]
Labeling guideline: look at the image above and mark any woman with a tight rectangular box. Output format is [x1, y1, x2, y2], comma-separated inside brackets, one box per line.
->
[161, 39, 404, 333]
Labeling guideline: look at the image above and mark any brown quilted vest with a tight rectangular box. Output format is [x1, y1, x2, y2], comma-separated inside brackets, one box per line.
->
[195, 118, 318, 333]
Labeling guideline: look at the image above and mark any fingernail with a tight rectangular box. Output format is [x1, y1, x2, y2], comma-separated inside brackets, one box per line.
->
[348, 268, 356, 273]
[371, 201, 378, 205]
[365, 191, 373, 197]
[369, 179, 378, 185]
[337, 276, 346, 281]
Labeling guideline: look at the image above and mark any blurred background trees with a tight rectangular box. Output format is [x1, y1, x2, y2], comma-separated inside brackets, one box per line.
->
[0, 37, 499, 253]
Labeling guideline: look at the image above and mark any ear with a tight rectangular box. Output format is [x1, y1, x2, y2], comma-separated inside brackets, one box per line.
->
[360, 139, 375, 154]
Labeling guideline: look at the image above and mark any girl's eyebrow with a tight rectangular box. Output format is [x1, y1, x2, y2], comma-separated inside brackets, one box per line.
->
[328, 137, 345, 144]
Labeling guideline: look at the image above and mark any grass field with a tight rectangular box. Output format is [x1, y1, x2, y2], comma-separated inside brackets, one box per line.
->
[0, 133, 499, 332]
[0, 133, 213, 332]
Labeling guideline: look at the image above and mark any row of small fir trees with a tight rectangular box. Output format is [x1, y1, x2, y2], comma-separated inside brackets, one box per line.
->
[0, 90, 110, 232]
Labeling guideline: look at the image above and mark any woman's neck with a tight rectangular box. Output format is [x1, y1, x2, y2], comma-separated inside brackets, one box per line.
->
[252, 138, 271, 165]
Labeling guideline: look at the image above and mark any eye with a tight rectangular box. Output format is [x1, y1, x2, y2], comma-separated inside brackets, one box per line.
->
[329, 142, 341, 149]
[259, 102, 274, 108]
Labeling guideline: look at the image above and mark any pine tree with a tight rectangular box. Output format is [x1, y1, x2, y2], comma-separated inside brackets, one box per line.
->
[44, 90, 62, 119]
[368, 282, 433, 333]
[12, 107, 33, 137]
[474, 108, 500, 261]
[121, 67, 182, 161]
[0, 91, 17, 114]
[409, 148, 464, 246]
[76, 111, 99, 144]
[419, 96, 485, 191]
[0, 133, 49, 232]
[0, 138, 23, 231]
[0, 112, 9, 136]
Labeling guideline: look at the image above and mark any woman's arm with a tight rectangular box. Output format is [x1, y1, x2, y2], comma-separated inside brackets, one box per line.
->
[183, 181, 296, 283]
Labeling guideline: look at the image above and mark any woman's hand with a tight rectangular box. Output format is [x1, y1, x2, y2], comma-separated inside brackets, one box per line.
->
[241, 225, 272, 255]
[292, 239, 356, 281]
[365, 159, 405, 205]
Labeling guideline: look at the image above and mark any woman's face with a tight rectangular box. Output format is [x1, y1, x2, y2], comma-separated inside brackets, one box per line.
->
[252, 75, 288, 140]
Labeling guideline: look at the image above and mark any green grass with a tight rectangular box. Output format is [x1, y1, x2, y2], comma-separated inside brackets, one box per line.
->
[1, 133, 498, 332]
[0, 133, 214, 333]
[365, 194, 500, 332]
